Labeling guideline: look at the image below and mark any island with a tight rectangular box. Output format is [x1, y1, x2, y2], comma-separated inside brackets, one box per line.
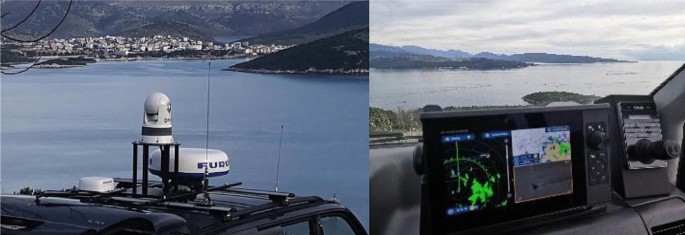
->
[522, 91, 601, 105]
[370, 57, 531, 70]
[34, 57, 97, 68]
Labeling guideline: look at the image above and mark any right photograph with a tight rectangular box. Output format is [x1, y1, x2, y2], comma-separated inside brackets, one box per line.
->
[369, 1, 685, 235]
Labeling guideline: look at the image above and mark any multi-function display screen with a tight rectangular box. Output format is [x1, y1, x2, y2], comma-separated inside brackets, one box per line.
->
[440, 126, 573, 217]
[421, 110, 588, 233]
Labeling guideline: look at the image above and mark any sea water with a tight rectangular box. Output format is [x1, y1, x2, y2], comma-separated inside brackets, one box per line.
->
[1, 59, 370, 227]
[371, 61, 683, 109]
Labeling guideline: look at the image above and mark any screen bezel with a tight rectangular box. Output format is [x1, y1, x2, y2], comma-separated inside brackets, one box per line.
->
[421, 107, 589, 233]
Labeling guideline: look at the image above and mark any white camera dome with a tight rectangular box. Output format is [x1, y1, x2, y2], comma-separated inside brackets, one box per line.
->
[141, 92, 174, 144]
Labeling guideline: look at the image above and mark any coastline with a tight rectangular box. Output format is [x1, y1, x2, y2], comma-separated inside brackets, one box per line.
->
[225, 67, 369, 75]
[34, 64, 86, 69]
[8, 56, 370, 75]
[6, 55, 256, 70]
[93, 54, 256, 62]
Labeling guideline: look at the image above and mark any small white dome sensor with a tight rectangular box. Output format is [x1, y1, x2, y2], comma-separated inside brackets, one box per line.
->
[79, 177, 115, 193]
[141, 92, 174, 144]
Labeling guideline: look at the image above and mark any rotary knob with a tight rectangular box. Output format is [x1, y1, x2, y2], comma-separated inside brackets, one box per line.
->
[588, 131, 608, 150]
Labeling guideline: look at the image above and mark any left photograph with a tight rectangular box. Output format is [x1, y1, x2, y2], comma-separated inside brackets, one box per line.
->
[1, 1, 369, 234]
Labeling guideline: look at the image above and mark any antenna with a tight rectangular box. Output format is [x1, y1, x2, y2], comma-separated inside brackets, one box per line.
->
[202, 62, 212, 205]
[275, 125, 284, 192]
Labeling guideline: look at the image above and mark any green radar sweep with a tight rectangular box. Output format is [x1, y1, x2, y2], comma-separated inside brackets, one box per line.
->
[468, 179, 494, 206]
[445, 139, 499, 208]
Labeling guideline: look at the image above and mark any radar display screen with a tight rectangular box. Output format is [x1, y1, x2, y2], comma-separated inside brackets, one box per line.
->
[441, 126, 573, 217]
[421, 108, 597, 234]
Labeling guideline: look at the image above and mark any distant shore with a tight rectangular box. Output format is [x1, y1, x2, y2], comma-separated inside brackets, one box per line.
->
[34, 64, 85, 69]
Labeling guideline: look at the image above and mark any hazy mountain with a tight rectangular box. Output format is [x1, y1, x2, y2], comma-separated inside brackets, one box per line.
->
[1, 1, 146, 39]
[399, 45, 471, 59]
[370, 43, 628, 64]
[369, 44, 471, 59]
[370, 50, 414, 59]
[228, 28, 369, 74]
[117, 21, 217, 43]
[109, 1, 351, 36]
[369, 43, 405, 53]
[368, 44, 412, 59]
[240, 1, 369, 45]
[472, 52, 503, 60]
[369, 44, 522, 70]
[1, 1, 350, 41]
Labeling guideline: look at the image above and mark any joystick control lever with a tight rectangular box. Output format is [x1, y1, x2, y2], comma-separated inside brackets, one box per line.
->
[628, 139, 681, 164]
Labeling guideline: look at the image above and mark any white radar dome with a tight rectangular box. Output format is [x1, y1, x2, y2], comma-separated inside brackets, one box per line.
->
[79, 177, 115, 193]
[149, 148, 229, 179]
[141, 92, 174, 144]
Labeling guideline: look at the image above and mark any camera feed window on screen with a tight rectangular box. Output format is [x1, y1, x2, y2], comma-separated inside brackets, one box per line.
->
[441, 125, 573, 216]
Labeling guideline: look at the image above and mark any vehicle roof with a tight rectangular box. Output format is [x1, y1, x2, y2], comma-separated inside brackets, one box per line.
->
[163, 189, 353, 233]
[1, 179, 359, 234]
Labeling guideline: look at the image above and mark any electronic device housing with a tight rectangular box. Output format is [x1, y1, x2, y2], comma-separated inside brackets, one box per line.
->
[418, 104, 612, 234]
[596, 95, 678, 198]
[649, 64, 685, 191]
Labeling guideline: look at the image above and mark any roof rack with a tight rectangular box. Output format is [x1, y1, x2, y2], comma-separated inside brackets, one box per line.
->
[33, 178, 314, 219]
[218, 188, 294, 204]
[226, 196, 324, 220]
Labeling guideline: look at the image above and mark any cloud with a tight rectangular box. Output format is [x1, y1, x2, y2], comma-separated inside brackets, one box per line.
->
[370, 0, 685, 60]
[627, 45, 685, 61]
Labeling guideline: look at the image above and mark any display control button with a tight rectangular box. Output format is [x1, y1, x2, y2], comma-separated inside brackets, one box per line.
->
[588, 150, 609, 186]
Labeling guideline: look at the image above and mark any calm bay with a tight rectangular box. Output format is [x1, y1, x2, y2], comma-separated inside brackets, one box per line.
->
[1, 59, 370, 227]
[371, 61, 684, 109]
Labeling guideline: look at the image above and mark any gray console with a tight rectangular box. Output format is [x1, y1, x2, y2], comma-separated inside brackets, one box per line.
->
[418, 104, 613, 234]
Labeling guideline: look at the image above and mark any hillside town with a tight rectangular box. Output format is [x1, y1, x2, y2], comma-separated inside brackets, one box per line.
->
[3, 35, 292, 60]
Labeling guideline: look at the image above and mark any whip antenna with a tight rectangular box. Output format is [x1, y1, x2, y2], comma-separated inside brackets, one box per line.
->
[275, 125, 284, 192]
[202, 62, 212, 204]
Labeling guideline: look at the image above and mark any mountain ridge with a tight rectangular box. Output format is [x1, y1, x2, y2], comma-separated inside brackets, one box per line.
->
[370, 43, 629, 64]
[240, 1, 369, 45]
[1, 1, 351, 42]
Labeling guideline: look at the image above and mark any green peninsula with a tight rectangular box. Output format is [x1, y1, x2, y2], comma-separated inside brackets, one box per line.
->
[227, 28, 369, 75]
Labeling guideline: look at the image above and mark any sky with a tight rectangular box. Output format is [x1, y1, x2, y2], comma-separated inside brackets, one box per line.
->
[370, 0, 685, 60]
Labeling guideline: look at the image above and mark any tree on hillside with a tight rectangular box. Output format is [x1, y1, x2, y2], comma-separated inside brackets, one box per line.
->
[1, 0, 73, 75]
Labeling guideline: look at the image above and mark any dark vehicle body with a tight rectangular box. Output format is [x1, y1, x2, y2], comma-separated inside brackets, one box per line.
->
[1, 179, 366, 235]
